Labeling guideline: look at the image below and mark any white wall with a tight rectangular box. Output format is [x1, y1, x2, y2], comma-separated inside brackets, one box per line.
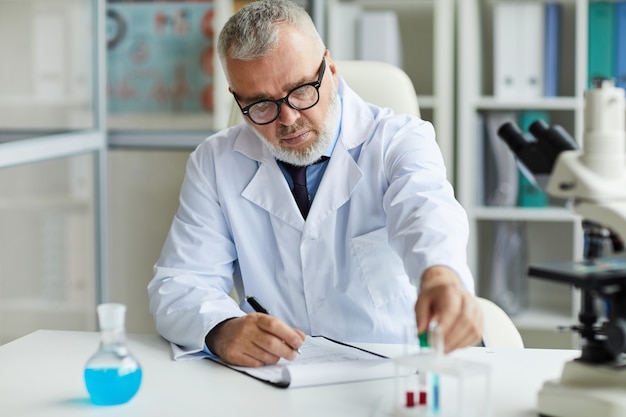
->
[108, 149, 190, 334]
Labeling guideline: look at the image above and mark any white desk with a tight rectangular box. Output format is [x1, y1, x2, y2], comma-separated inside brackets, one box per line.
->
[0, 330, 579, 416]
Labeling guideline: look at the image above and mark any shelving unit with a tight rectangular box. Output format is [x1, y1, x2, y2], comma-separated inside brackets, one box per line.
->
[0, 0, 105, 345]
[0, 152, 98, 344]
[457, 0, 590, 348]
[323, 0, 455, 181]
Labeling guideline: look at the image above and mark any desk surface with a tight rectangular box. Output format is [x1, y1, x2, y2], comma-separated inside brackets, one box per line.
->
[0, 330, 579, 417]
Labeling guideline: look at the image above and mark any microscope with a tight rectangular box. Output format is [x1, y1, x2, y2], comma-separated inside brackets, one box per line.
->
[498, 78, 626, 417]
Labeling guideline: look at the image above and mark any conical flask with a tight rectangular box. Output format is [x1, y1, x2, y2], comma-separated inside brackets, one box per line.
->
[84, 303, 142, 405]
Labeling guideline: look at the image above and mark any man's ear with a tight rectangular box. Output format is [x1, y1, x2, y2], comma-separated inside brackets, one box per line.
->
[325, 50, 338, 82]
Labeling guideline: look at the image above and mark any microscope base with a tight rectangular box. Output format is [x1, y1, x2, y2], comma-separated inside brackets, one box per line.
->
[537, 360, 626, 417]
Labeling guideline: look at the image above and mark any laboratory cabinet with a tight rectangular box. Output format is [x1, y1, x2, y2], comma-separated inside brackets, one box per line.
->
[0, 0, 106, 344]
[456, 0, 597, 348]
[0, 155, 98, 344]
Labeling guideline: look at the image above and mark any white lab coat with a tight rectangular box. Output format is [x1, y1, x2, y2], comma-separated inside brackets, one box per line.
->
[148, 79, 474, 358]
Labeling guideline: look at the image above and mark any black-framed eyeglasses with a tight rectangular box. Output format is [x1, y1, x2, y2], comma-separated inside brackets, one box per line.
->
[233, 56, 326, 125]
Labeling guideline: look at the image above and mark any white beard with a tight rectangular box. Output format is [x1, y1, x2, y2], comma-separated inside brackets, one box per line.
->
[252, 84, 339, 167]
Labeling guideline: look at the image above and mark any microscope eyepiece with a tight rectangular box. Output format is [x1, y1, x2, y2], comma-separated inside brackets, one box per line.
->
[497, 121, 528, 152]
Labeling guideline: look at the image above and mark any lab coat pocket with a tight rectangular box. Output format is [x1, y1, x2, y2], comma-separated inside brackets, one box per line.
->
[352, 227, 412, 307]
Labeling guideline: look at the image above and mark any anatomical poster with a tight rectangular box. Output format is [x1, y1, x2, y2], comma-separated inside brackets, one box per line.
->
[107, 1, 215, 114]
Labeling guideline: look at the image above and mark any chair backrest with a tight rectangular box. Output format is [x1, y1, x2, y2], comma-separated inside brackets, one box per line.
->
[334, 60, 420, 117]
[228, 60, 420, 126]
[477, 296, 525, 348]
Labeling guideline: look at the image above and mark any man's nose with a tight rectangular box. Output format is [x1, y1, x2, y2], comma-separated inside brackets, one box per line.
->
[277, 102, 300, 125]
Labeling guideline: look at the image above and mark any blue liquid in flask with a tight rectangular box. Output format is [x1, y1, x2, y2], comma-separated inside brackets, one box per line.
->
[84, 367, 142, 405]
[84, 303, 142, 406]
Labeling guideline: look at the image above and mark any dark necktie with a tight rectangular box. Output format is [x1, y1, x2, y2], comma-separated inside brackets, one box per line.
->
[282, 156, 329, 219]
[283, 163, 310, 218]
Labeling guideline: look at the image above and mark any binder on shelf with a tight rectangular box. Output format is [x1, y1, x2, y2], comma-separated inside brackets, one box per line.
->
[484, 111, 519, 207]
[32, 11, 66, 99]
[490, 221, 528, 316]
[517, 111, 549, 207]
[544, 2, 561, 96]
[615, 1, 626, 90]
[520, 3, 545, 98]
[588, 2, 615, 87]
[326, 2, 362, 61]
[493, 2, 521, 98]
[477, 114, 487, 205]
[357, 10, 403, 68]
[493, 2, 544, 99]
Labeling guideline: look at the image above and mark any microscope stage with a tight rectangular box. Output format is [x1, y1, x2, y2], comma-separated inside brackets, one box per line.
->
[537, 360, 626, 417]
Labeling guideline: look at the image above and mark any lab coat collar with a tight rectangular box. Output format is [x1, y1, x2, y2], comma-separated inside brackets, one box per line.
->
[232, 123, 268, 163]
[236, 80, 376, 232]
[336, 77, 378, 149]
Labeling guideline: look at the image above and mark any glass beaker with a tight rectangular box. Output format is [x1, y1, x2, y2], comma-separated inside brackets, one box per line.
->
[84, 303, 142, 405]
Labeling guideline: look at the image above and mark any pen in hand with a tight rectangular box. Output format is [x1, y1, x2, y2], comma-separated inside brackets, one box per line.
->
[245, 295, 302, 354]
[246, 295, 269, 314]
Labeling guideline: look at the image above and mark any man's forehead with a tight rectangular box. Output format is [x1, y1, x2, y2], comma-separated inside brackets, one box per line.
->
[228, 56, 316, 101]
[227, 24, 319, 95]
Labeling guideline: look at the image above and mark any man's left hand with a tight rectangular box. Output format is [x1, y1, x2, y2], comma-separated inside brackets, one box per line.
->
[414, 266, 483, 353]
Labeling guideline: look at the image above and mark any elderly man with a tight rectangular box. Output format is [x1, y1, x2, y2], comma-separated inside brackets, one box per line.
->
[148, 0, 482, 367]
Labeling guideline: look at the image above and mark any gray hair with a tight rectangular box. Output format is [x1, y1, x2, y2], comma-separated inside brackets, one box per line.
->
[217, 0, 325, 65]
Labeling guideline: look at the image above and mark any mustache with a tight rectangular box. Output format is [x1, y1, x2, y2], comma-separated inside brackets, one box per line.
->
[278, 120, 314, 138]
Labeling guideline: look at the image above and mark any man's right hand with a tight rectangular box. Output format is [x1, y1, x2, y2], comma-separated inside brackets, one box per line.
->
[205, 314, 306, 367]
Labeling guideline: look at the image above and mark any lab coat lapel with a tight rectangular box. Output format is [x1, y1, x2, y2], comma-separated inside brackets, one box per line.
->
[242, 160, 305, 229]
[306, 142, 362, 227]
[235, 81, 374, 230]
[234, 131, 305, 229]
[306, 83, 376, 227]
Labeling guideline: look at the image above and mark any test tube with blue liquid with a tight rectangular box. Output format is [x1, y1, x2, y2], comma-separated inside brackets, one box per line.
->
[419, 324, 442, 415]
[84, 303, 142, 405]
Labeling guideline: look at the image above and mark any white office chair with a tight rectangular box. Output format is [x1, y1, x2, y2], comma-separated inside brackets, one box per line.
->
[332, 60, 420, 117]
[477, 296, 525, 348]
[228, 59, 420, 126]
